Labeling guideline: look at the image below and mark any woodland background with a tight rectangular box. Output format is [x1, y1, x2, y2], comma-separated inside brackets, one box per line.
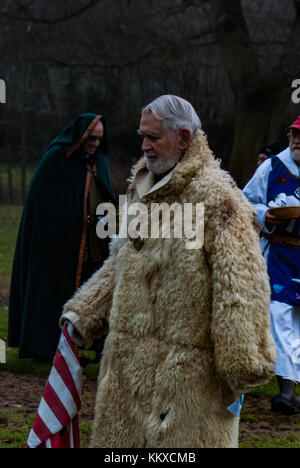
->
[0, 0, 300, 199]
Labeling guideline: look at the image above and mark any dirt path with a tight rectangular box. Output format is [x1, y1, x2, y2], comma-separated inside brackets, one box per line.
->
[239, 393, 300, 445]
[0, 369, 97, 416]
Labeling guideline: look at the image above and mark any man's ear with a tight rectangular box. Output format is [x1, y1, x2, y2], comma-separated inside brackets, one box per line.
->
[178, 128, 192, 151]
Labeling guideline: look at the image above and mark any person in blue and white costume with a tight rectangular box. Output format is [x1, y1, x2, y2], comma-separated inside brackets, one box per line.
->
[243, 116, 300, 415]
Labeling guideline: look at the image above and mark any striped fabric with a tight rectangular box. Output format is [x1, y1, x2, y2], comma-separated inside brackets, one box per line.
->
[27, 323, 83, 448]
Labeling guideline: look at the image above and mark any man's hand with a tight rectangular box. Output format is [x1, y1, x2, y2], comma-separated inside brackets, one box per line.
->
[265, 211, 285, 228]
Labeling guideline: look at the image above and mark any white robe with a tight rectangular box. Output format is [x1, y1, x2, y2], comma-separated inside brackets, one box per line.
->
[243, 149, 300, 382]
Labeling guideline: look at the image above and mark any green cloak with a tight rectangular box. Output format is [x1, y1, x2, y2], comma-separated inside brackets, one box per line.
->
[8, 113, 115, 359]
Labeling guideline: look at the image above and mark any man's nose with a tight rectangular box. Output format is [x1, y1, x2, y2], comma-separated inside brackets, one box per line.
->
[141, 137, 152, 152]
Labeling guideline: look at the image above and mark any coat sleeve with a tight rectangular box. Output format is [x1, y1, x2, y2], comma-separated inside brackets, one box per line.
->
[60, 238, 120, 348]
[206, 191, 277, 394]
[242, 159, 275, 234]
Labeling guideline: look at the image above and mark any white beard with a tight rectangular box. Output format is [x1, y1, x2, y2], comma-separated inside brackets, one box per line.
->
[291, 151, 300, 165]
[145, 156, 176, 175]
[144, 150, 181, 175]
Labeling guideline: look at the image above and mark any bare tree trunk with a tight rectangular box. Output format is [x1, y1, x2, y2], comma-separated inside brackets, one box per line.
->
[0, 170, 3, 202]
[21, 165, 27, 203]
[229, 87, 290, 187]
[20, 110, 28, 204]
[229, 0, 300, 187]
[3, 109, 14, 204]
[7, 160, 13, 204]
[211, 0, 296, 186]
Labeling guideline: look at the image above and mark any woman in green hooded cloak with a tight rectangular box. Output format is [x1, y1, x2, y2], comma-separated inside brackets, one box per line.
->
[8, 113, 115, 360]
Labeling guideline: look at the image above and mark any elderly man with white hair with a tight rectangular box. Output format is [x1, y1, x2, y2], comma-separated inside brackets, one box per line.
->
[243, 116, 300, 416]
[60, 95, 276, 448]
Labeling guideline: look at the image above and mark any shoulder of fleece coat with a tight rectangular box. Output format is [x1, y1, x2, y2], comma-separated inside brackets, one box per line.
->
[178, 133, 259, 234]
[196, 167, 261, 257]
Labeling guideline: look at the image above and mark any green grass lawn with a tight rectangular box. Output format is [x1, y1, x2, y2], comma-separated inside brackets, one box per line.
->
[239, 433, 300, 449]
[0, 204, 23, 296]
[0, 305, 8, 339]
[0, 410, 35, 449]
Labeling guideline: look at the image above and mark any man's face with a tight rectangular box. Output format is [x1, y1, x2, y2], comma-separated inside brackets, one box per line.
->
[289, 128, 300, 165]
[82, 121, 104, 155]
[138, 112, 183, 175]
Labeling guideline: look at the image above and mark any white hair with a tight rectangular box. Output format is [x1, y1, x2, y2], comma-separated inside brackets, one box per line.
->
[142, 95, 201, 135]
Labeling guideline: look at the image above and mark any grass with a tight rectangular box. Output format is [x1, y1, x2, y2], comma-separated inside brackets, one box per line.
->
[240, 412, 260, 424]
[0, 410, 35, 449]
[0, 409, 92, 449]
[0, 204, 23, 296]
[249, 375, 300, 398]
[0, 305, 8, 339]
[249, 377, 279, 398]
[239, 434, 300, 449]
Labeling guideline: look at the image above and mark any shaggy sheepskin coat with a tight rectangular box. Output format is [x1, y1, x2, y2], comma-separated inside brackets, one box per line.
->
[61, 130, 276, 448]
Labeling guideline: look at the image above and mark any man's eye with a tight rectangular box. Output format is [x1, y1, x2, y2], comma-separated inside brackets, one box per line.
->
[148, 135, 158, 141]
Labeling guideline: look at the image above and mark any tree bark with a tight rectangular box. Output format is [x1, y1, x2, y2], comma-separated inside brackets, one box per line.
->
[211, 0, 297, 186]
[229, 86, 291, 187]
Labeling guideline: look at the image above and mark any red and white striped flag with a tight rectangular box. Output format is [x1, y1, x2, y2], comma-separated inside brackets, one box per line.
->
[27, 323, 83, 448]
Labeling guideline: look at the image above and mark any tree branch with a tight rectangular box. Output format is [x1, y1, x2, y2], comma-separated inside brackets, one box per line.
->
[210, 0, 261, 96]
[2, 0, 102, 24]
[161, 0, 210, 19]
